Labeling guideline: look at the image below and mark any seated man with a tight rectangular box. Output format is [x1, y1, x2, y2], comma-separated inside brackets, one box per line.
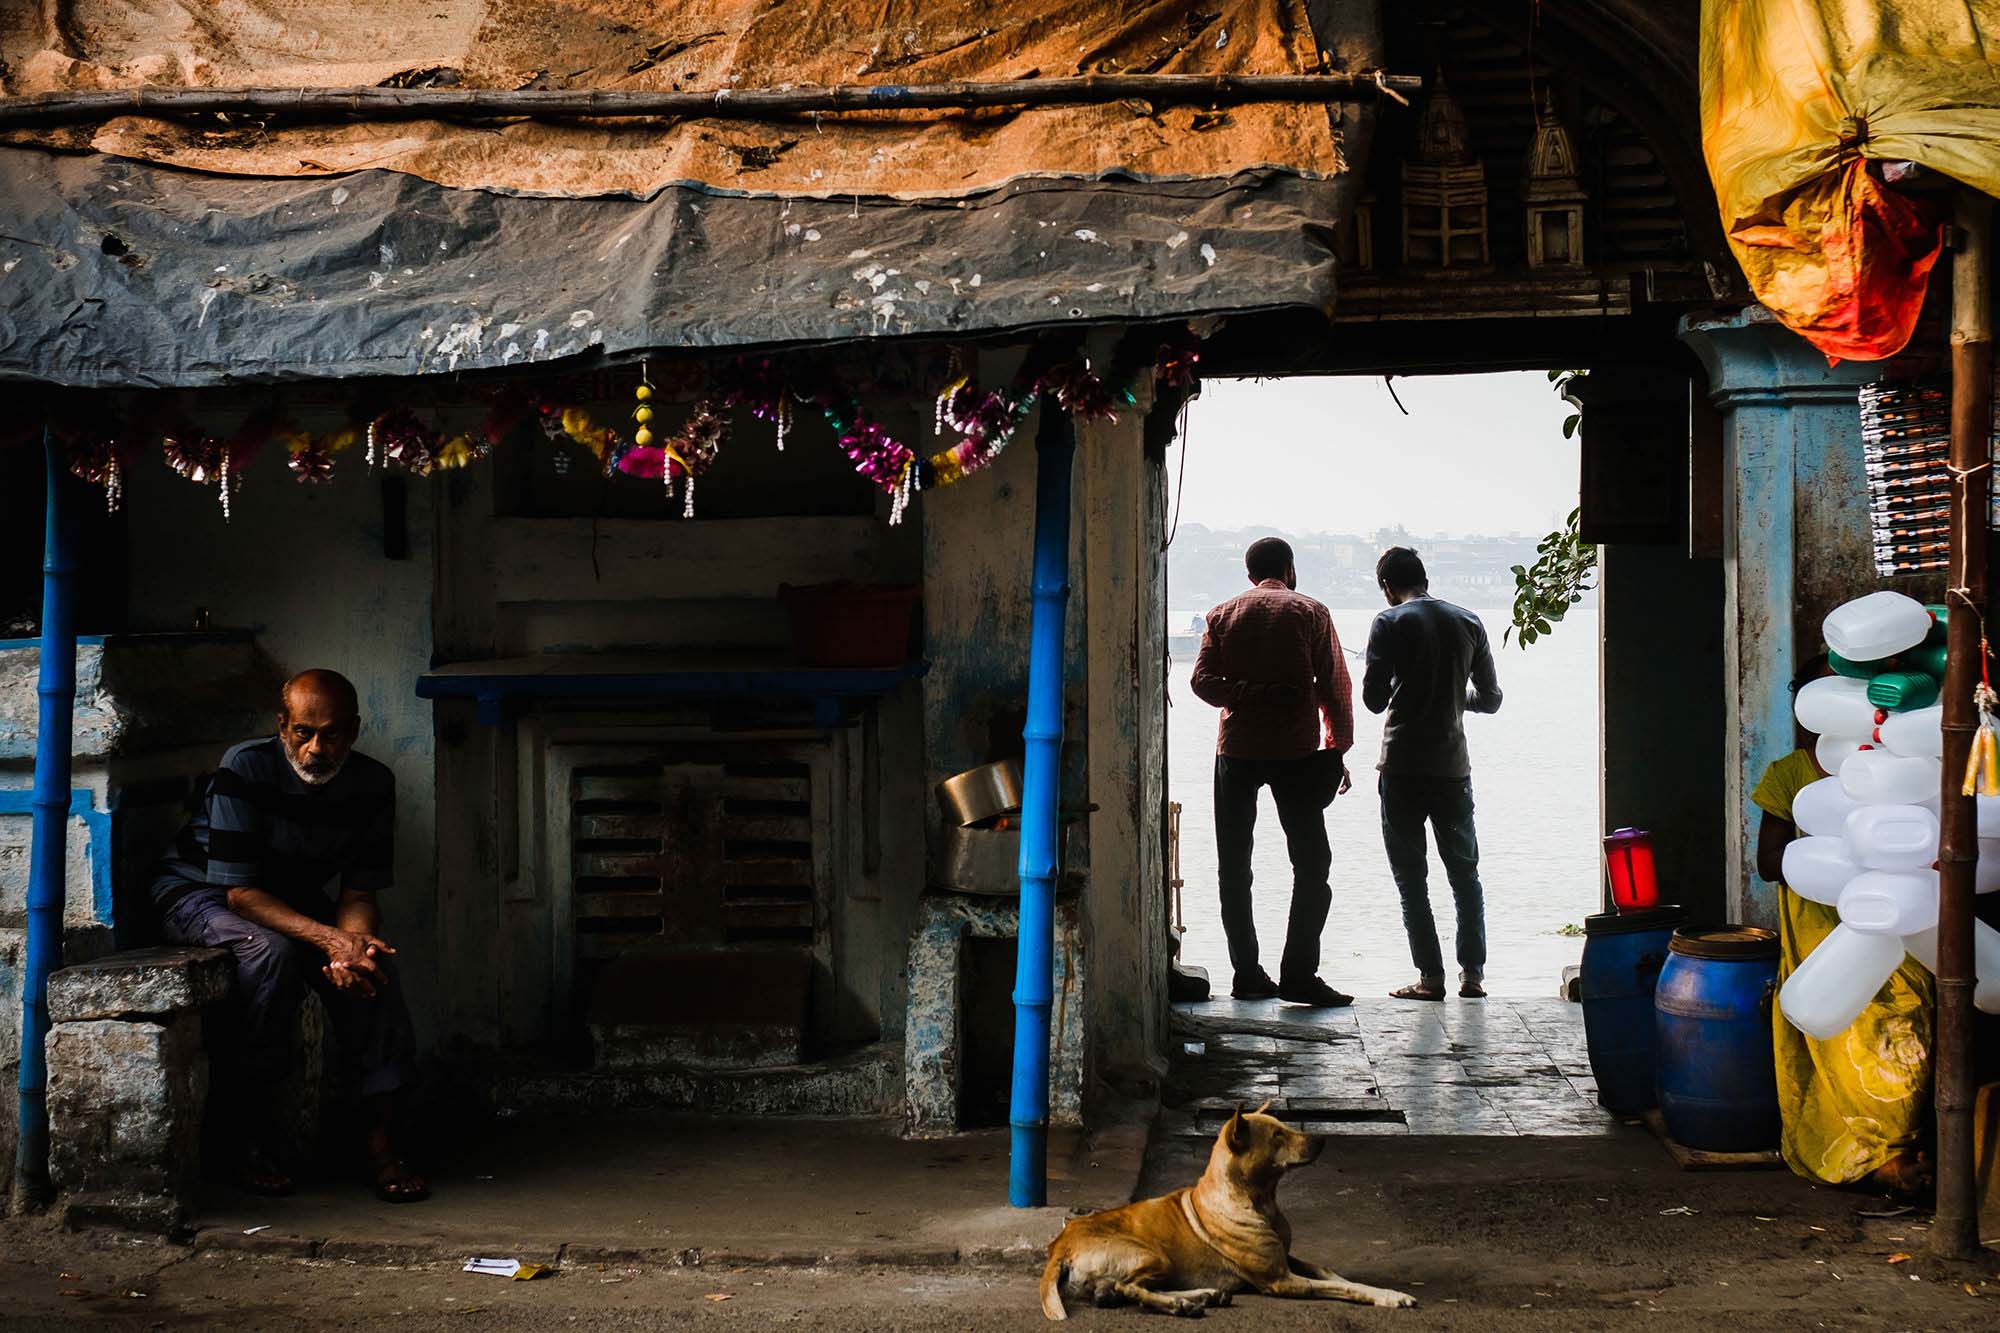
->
[152, 668, 427, 1202]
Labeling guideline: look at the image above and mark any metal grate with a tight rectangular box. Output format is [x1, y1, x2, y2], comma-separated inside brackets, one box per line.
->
[571, 759, 819, 953]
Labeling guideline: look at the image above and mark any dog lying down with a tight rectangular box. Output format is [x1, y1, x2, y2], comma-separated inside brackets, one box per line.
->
[1039, 1102, 1416, 1319]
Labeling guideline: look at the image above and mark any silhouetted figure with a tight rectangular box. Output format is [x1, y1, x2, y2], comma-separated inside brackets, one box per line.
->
[1192, 537, 1355, 1007]
[1364, 547, 1502, 1001]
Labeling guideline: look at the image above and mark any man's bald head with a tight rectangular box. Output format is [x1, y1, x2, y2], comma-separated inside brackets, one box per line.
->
[283, 669, 359, 721]
[278, 669, 360, 786]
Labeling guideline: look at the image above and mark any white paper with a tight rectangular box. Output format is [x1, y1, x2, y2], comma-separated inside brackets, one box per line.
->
[464, 1257, 523, 1277]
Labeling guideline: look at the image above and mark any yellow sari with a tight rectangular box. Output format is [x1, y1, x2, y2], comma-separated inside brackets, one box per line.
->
[1754, 749, 1934, 1184]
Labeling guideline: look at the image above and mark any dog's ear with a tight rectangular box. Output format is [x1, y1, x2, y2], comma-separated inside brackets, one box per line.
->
[1224, 1105, 1249, 1153]
[1253, 1099, 1272, 1117]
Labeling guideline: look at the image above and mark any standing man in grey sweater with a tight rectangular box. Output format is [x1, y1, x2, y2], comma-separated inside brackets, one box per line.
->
[1363, 547, 1503, 1001]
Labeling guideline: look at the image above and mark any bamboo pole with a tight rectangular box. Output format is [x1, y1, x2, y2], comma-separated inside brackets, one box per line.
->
[1934, 186, 1990, 1263]
[0, 73, 1419, 130]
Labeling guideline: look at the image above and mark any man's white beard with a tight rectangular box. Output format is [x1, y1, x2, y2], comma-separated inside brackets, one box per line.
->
[286, 748, 346, 787]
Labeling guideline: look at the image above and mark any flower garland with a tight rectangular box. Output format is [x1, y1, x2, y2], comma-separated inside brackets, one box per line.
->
[613, 401, 727, 517]
[41, 324, 1202, 524]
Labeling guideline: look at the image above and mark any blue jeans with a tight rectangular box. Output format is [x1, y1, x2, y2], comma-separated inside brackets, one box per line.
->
[1378, 773, 1487, 987]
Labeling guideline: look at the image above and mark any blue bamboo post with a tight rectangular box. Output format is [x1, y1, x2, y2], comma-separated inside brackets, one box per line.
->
[1009, 398, 1075, 1208]
[14, 429, 76, 1203]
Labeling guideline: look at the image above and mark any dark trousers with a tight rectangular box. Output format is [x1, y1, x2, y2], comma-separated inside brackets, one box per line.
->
[1378, 772, 1487, 986]
[160, 888, 417, 1111]
[1214, 753, 1333, 984]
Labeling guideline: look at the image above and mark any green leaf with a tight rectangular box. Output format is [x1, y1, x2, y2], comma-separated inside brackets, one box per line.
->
[1562, 414, 1580, 439]
[1508, 502, 1597, 652]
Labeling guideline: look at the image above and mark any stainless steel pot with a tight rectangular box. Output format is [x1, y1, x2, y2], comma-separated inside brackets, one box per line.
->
[934, 757, 1024, 827]
[937, 822, 1083, 896]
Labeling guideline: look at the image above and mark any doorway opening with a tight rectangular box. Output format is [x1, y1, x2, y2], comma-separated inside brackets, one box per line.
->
[1162, 371, 1608, 1134]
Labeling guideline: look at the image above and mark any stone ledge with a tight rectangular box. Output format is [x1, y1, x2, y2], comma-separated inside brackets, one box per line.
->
[60, 1188, 185, 1236]
[49, 946, 231, 1023]
[185, 1232, 1029, 1272]
[496, 1043, 903, 1118]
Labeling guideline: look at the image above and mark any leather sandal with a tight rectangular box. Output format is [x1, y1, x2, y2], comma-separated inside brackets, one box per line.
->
[235, 1146, 293, 1197]
[370, 1156, 431, 1204]
[1389, 982, 1446, 1002]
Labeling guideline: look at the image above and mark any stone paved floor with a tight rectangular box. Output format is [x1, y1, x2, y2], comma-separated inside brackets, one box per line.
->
[1162, 995, 1617, 1138]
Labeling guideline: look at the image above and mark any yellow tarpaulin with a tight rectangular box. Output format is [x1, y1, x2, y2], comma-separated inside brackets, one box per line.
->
[1701, 0, 2000, 360]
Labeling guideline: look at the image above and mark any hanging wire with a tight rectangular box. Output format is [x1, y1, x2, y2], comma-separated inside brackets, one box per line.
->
[1162, 395, 1191, 551]
[1382, 374, 1411, 416]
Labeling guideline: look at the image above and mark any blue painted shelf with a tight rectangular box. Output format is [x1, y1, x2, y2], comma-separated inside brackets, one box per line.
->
[416, 653, 927, 727]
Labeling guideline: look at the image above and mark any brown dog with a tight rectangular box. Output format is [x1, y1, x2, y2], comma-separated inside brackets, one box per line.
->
[1039, 1103, 1415, 1319]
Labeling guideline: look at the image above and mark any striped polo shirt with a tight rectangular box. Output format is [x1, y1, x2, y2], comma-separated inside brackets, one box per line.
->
[152, 735, 395, 916]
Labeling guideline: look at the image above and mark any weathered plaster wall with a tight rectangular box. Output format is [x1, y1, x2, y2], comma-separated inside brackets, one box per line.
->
[1080, 398, 1169, 1096]
[920, 357, 1169, 1105]
[0, 628, 277, 1173]
[117, 439, 440, 1045]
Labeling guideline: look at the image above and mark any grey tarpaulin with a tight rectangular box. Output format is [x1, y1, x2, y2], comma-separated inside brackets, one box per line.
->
[0, 148, 1343, 389]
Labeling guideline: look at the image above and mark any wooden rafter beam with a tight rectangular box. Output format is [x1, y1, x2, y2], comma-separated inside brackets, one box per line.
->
[0, 72, 1422, 130]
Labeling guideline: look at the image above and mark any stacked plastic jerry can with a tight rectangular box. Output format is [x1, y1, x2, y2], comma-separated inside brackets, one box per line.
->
[1780, 591, 2000, 1038]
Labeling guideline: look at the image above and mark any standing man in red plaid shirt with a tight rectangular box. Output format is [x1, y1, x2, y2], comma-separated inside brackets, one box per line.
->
[1191, 537, 1356, 1007]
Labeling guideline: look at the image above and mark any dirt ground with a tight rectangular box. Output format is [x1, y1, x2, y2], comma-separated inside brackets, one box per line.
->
[3, 1126, 1994, 1330]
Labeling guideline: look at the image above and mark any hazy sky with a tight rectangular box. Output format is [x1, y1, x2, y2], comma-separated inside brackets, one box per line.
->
[1174, 372, 1579, 539]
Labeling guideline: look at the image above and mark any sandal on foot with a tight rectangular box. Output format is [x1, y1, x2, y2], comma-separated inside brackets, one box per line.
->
[371, 1157, 431, 1204]
[1389, 982, 1445, 1002]
[236, 1148, 293, 1197]
[1459, 981, 1487, 999]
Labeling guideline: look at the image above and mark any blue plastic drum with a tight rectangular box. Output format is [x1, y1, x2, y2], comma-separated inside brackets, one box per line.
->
[1654, 925, 1782, 1152]
[1579, 906, 1686, 1114]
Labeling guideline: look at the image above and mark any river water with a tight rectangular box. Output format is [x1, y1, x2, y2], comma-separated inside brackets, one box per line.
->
[1167, 607, 1601, 998]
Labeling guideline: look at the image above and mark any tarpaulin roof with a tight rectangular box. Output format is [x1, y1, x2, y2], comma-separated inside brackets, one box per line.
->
[0, 151, 1341, 388]
[0, 1, 1368, 388]
[1700, 0, 2000, 360]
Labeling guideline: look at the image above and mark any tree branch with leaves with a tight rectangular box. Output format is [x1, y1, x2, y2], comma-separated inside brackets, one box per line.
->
[1506, 371, 1597, 648]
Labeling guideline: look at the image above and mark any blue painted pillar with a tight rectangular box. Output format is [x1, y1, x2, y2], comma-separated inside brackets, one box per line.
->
[1681, 308, 1876, 926]
[15, 430, 76, 1202]
[1010, 399, 1075, 1208]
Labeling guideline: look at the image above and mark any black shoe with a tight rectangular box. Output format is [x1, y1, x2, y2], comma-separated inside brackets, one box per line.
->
[1278, 976, 1355, 1008]
[1230, 968, 1281, 1000]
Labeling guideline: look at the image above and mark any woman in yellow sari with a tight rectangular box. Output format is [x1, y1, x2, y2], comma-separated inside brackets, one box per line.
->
[1754, 747, 1934, 1195]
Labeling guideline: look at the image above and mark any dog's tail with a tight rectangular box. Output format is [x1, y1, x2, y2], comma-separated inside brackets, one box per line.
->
[1038, 1256, 1069, 1321]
